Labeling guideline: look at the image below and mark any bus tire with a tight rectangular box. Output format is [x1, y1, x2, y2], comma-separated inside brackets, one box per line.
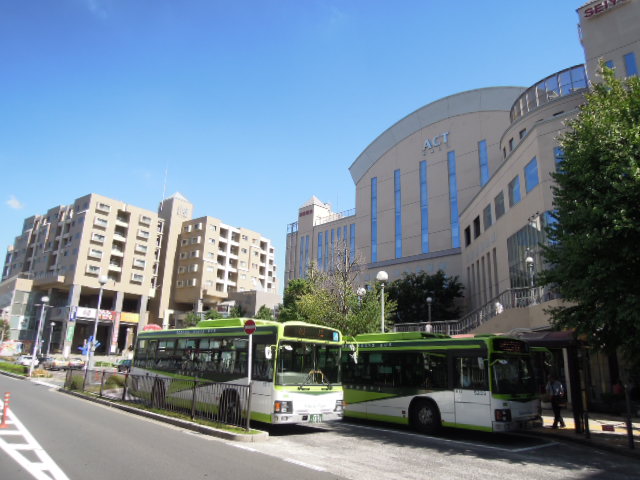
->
[410, 399, 441, 435]
[219, 390, 240, 425]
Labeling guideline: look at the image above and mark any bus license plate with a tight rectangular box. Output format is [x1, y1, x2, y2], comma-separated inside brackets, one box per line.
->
[309, 414, 322, 423]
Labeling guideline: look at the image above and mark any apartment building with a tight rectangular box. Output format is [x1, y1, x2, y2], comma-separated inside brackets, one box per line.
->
[1, 191, 281, 353]
[1, 193, 163, 356]
[172, 216, 279, 316]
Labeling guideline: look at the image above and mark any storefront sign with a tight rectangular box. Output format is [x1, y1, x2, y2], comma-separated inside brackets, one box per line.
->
[423, 132, 449, 153]
[120, 312, 140, 324]
[583, 0, 627, 18]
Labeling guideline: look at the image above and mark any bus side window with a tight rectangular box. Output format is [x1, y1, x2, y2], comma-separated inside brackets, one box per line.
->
[423, 353, 447, 389]
[454, 356, 488, 390]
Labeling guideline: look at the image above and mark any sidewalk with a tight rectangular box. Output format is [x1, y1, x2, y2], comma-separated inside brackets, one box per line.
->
[533, 408, 639, 459]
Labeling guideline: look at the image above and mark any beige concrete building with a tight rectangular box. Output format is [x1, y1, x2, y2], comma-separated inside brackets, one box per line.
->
[286, 0, 640, 335]
[170, 215, 279, 320]
[1, 191, 280, 355]
[1, 193, 164, 356]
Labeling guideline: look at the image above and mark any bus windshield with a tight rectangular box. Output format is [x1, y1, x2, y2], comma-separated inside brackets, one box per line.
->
[276, 342, 341, 387]
[491, 354, 536, 395]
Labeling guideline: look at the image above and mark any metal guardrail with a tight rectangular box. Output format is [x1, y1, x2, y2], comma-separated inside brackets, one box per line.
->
[64, 369, 251, 429]
[394, 287, 562, 336]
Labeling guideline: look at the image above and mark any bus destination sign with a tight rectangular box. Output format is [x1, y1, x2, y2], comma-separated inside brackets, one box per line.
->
[493, 338, 529, 353]
[283, 325, 340, 342]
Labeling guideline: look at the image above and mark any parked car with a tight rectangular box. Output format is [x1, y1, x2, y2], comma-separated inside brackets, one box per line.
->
[67, 357, 86, 370]
[40, 356, 63, 370]
[116, 359, 132, 373]
[15, 355, 38, 367]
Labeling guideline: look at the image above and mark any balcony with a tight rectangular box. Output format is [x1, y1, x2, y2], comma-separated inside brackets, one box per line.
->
[111, 248, 124, 257]
[115, 218, 129, 228]
[108, 263, 122, 272]
[113, 233, 126, 243]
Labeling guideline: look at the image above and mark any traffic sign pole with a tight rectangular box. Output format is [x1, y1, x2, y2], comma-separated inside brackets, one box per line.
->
[243, 320, 256, 431]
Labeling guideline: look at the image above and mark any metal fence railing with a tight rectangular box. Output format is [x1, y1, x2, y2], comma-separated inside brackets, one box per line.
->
[64, 369, 251, 429]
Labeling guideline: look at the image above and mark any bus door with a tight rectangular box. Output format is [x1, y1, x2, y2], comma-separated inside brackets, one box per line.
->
[453, 355, 491, 429]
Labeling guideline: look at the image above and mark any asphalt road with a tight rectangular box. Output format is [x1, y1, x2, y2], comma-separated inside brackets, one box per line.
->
[0, 375, 342, 480]
[1, 374, 638, 480]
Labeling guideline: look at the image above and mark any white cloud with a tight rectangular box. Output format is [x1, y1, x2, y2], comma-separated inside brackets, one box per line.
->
[7, 195, 24, 210]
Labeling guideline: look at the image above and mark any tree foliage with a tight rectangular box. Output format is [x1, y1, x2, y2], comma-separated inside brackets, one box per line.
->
[279, 243, 396, 336]
[205, 309, 223, 320]
[0, 319, 9, 342]
[255, 305, 274, 320]
[182, 311, 202, 327]
[540, 67, 640, 360]
[387, 270, 464, 324]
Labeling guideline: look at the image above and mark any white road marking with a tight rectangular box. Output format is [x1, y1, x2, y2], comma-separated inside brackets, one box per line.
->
[0, 398, 70, 480]
[284, 458, 327, 472]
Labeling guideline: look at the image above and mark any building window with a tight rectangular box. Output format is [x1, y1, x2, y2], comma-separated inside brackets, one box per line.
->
[508, 175, 521, 207]
[508, 138, 514, 151]
[324, 230, 329, 271]
[483, 204, 493, 230]
[131, 273, 144, 283]
[139, 215, 152, 225]
[91, 233, 105, 244]
[554, 146, 565, 171]
[137, 229, 150, 239]
[495, 192, 505, 220]
[181, 239, 188, 246]
[447, 151, 460, 248]
[519, 128, 527, 139]
[133, 258, 146, 269]
[394, 169, 402, 258]
[96, 202, 111, 213]
[135, 243, 148, 254]
[188, 264, 198, 273]
[177, 280, 184, 288]
[464, 226, 471, 247]
[371, 177, 378, 262]
[88, 248, 102, 259]
[349, 223, 356, 261]
[624, 52, 637, 77]
[478, 140, 489, 186]
[86, 264, 100, 275]
[473, 216, 481, 239]
[93, 217, 108, 228]
[604, 60, 615, 70]
[419, 161, 429, 253]
[179, 252, 187, 259]
[178, 266, 186, 274]
[524, 157, 539, 193]
[184, 225, 192, 233]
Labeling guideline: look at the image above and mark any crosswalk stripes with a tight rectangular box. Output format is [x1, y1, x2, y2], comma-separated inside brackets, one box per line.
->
[0, 397, 70, 480]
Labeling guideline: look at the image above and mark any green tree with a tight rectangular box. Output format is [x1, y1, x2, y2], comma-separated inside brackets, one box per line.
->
[255, 305, 274, 320]
[229, 305, 244, 318]
[0, 319, 10, 343]
[278, 278, 313, 322]
[182, 311, 201, 327]
[205, 309, 223, 320]
[387, 270, 464, 324]
[540, 67, 640, 361]
[281, 247, 396, 336]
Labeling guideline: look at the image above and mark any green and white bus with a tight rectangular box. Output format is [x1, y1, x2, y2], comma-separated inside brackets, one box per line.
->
[133, 318, 344, 424]
[341, 332, 541, 434]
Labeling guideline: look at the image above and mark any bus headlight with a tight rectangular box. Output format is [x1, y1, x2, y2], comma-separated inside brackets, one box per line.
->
[334, 400, 343, 412]
[495, 409, 512, 422]
[274, 401, 293, 413]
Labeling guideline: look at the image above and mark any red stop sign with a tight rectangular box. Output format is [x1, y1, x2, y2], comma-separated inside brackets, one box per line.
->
[244, 319, 256, 335]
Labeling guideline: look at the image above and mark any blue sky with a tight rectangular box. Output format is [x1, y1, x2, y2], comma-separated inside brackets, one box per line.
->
[0, 1, 586, 292]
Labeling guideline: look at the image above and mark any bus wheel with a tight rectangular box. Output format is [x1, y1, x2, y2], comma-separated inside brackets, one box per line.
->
[410, 399, 441, 435]
[219, 390, 239, 425]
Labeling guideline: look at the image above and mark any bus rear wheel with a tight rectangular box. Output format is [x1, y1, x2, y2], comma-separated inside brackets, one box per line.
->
[410, 399, 441, 435]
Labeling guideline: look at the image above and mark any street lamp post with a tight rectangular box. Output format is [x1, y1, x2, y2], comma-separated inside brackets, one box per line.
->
[376, 271, 388, 333]
[46, 322, 56, 356]
[356, 287, 366, 306]
[89, 275, 108, 371]
[525, 255, 535, 304]
[426, 297, 433, 333]
[29, 296, 49, 377]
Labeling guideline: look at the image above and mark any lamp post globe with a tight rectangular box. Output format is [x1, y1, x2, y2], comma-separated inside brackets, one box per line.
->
[356, 287, 366, 306]
[376, 271, 388, 333]
[426, 296, 433, 326]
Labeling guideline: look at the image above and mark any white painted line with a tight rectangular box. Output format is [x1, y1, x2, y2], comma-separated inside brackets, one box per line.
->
[285, 458, 327, 472]
[0, 403, 70, 480]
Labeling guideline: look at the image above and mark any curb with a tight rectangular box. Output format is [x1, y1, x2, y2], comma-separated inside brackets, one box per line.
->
[527, 428, 639, 460]
[57, 388, 269, 443]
